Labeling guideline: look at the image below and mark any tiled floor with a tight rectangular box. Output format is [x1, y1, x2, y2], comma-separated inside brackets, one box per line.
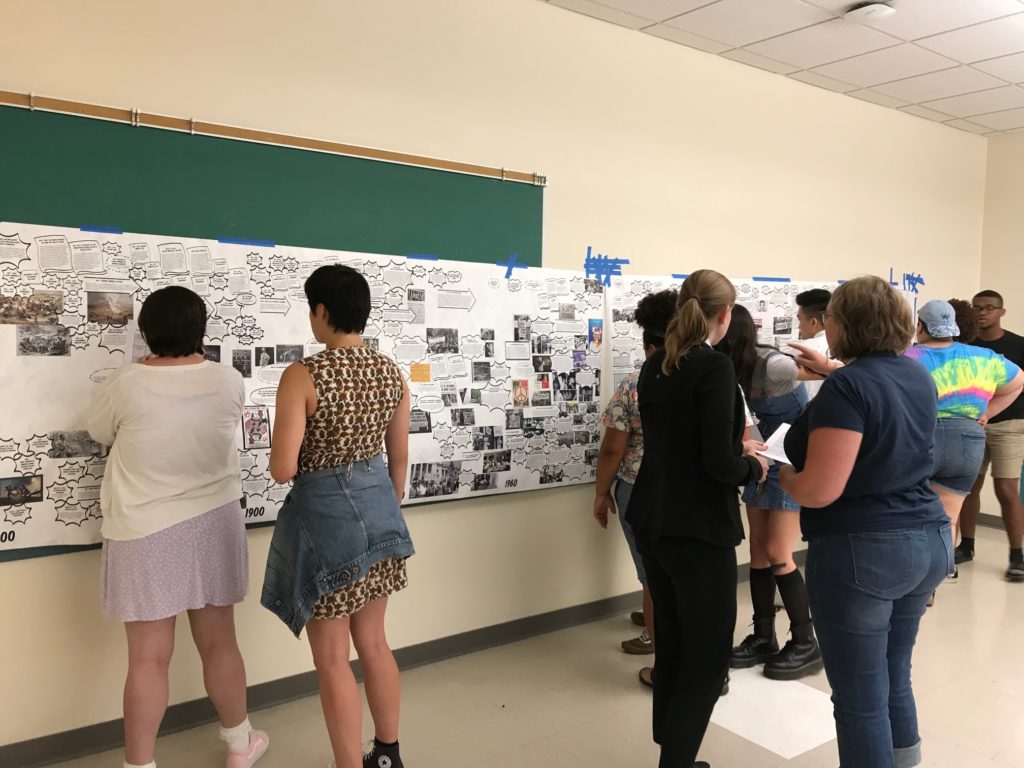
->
[59, 526, 1024, 767]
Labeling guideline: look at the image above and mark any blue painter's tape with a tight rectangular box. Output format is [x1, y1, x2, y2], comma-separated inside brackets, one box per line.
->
[406, 253, 439, 261]
[752, 276, 791, 283]
[80, 224, 123, 234]
[218, 237, 276, 247]
[837, 279, 847, 284]
[671, 273, 689, 279]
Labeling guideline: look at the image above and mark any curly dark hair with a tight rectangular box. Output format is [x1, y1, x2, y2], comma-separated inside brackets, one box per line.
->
[635, 288, 680, 349]
[948, 298, 978, 342]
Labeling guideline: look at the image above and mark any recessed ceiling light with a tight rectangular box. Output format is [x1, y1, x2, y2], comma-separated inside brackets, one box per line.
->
[845, 3, 896, 22]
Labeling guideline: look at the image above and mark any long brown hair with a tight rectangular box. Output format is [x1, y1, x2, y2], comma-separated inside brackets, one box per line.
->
[661, 269, 736, 375]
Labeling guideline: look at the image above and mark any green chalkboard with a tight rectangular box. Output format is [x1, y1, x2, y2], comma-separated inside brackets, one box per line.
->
[0, 106, 543, 564]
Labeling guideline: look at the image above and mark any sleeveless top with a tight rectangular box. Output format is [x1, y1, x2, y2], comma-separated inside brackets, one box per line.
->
[297, 346, 405, 475]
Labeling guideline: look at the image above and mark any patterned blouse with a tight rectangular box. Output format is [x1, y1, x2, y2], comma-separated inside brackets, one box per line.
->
[297, 346, 405, 475]
[601, 371, 644, 484]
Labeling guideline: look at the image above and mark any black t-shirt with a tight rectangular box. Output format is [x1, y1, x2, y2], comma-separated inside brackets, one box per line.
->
[971, 330, 1024, 423]
[784, 353, 946, 538]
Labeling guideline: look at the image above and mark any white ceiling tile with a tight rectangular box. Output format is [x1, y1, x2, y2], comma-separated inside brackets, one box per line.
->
[873, 65, 1007, 101]
[1004, 126, 1024, 135]
[944, 118, 997, 134]
[595, 0, 715, 22]
[721, 48, 800, 74]
[965, 105, 1024, 130]
[847, 89, 909, 107]
[642, 22, 732, 52]
[798, 0, 856, 12]
[922, 85, 1024, 117]
[744, 18, 900, 69]
[973, 51, 1024, 83]
[899, 104, 954, 121]
[853, 0, 1024, 41]
[788, 70, 859, 93]
[811, 43, 957, 87]
[546, 0, 654, 29]
[664, 0, 832, 47]
[916, 13, 1024, 63]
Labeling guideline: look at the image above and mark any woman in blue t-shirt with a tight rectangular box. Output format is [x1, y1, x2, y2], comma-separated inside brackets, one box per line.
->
[780, 276, 949, 768]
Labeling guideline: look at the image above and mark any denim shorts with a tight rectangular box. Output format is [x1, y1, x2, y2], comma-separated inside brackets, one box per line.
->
[742, 462, 800, 511]
[614, 478, 646, 585]
[932, 417, 986, 495]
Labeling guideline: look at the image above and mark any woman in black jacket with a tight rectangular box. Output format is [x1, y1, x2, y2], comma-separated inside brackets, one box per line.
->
[628, 269, 768, 768]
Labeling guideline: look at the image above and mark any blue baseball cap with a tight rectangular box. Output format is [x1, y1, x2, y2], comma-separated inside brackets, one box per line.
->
[918, 300, 960, 339]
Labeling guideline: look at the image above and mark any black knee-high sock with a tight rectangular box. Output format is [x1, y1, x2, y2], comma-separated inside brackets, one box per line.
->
[749, 567, 777, 621]
[775, 568, 812, 628]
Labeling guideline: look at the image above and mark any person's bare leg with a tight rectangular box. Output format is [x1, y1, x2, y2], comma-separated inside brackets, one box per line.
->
[123, 617, 176, 766]
[764, 510, 801, 577]
[932, 484, 966, 548]
[308, 617, 362, 768]
[993, 478, 1024, 549]
[960, 474, 986, 541]
[187, 605, 248, 728]
[351, 597, 400, 744]
[747, 507, 770, 570]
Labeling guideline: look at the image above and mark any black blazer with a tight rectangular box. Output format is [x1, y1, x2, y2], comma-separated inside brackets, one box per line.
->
[627, 344, 762, 548]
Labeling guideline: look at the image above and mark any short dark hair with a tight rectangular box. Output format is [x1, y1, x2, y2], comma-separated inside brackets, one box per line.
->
[973, 289, 1003, 306]
[948, 298, 979, 342]
[635, 288, 679, 348]
[796, 288, 831, 323]
[138, 286, 206, 357]
[304, 265, 371, 333]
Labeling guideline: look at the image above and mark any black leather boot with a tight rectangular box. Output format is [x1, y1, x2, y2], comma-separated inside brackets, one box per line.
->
[729, 616, 779, 669]
[764, 622, 823, 680]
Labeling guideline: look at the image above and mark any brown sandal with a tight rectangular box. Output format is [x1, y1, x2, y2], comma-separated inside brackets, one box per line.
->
[639, 666, 654, 689]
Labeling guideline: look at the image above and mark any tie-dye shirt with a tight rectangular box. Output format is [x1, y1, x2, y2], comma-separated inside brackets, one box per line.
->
[905, 342, 1020, 420]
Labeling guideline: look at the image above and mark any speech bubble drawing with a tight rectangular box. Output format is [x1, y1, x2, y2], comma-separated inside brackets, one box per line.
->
[56, 461, 86, 483]
[55, 504, 90, 527]
[22, 434, 51, 457]
[4, 505, 32, 525]
[445, 270, 463, 285]
[438, 444, 455, 460]
[427, 270, 446, 288]
[417, 395, 444, 414]
[432, 426, 452, 444]
[0, 233, 31, 268]
[383, 270, 413, 290]
[16, 455, 42, 475]
[98, 326, 130, 354]
[0, 437, 18, 458]
[249, 387, 278, 406]
[236, 292, 257, 306]
[257, 366, 285, 385]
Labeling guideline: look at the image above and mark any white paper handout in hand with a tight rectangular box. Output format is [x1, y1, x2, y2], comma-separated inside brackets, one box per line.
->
[757, 423, 792, 465]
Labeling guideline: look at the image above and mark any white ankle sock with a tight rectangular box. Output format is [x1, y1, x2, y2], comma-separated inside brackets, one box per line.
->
[219, 717, 253, 752]
[124, 762, 156, 768]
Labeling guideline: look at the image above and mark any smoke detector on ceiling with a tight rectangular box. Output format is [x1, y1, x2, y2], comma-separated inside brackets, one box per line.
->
[845, 3, 896, 22]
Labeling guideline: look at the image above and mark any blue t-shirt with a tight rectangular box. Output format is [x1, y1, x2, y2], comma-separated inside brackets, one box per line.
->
[784, 354, 946, 537]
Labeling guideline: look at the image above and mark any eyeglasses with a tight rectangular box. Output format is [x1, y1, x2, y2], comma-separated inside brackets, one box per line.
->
[972, 304, 1004, 313]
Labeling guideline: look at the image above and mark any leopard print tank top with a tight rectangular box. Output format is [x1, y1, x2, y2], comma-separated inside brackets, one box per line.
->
[297, 346, 405, 475]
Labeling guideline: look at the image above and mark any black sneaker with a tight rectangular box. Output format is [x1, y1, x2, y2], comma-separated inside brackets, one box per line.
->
[1006, 560, 1024, 583]
[954, 544, 974, 564]
[363, 739, 403, 768]
[720, 673, 729, 697]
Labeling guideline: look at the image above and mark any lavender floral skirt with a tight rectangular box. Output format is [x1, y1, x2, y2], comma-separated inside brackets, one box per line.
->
[101, 500, 249, 622]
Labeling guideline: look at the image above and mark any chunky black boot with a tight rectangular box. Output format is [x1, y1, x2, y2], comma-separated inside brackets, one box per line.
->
[363, 739, 404, 768]
[729, 617, 779, 669]
[764, 622, 823, 680]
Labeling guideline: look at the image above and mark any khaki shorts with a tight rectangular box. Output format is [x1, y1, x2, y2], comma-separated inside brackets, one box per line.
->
[980, 419, 1024, 479]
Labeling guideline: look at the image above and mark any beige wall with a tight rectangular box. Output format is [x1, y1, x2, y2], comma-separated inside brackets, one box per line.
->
[0, 0, 989, 746]
[982, 136, 1024, 334]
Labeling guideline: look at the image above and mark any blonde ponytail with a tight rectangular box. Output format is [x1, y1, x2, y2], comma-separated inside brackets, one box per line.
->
[661, 270, 736, 375]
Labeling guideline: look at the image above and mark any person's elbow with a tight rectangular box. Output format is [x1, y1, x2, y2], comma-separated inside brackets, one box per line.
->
[270, 461, 297, 484]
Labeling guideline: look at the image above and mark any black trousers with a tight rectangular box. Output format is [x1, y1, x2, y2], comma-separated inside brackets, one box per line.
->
[641, 537, 737, 768]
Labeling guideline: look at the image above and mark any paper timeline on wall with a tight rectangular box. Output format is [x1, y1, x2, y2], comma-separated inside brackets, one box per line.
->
[0, 221, 915, 553]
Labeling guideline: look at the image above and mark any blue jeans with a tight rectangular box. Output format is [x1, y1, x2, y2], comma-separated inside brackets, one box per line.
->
[614, 478, 646, 585]
[806, 523, 952, 768]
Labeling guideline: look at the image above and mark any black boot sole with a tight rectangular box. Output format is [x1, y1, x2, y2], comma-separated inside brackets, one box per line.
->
[729, 651, 779, 669]
[763, 657, 824, 681]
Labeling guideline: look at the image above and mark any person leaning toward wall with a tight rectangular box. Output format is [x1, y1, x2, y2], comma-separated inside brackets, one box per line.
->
[263, 265, 414, 768]
[87, 286, 269, 768]
[592, 288, 678, 683]
[627, 270, 767, 768]
[780, 276, 950, 768]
